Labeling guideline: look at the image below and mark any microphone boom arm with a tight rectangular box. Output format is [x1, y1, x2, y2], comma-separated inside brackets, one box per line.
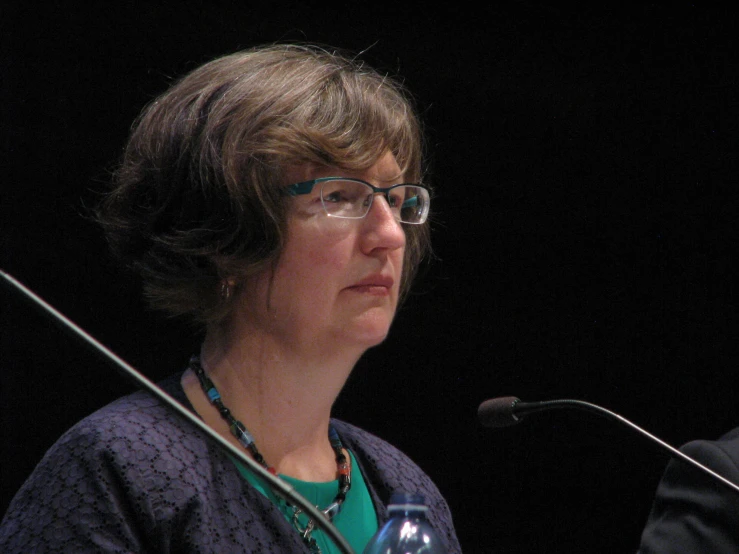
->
[481, 396, 739, 497]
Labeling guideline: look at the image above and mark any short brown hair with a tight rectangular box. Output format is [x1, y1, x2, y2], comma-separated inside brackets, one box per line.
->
[97, 44, 430, 326]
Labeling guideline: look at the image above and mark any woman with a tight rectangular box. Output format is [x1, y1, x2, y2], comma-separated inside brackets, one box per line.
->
[0, 45, 461, 553]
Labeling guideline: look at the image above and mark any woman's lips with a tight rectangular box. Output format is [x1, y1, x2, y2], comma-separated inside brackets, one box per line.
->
[346, 275, 394, 295]
[347, 284, 391, 295]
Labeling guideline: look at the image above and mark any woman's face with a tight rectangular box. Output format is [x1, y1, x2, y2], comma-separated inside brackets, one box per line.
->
[237, 151, 407, 355]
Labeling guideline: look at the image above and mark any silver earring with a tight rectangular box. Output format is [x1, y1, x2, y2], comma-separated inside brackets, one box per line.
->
[220, 280, 232, 301]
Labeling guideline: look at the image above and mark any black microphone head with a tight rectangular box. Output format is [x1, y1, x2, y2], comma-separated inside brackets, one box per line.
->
[478, 396, 522, 428]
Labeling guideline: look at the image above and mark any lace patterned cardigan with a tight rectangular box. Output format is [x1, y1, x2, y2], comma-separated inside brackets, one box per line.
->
[0, 373, 462, 553]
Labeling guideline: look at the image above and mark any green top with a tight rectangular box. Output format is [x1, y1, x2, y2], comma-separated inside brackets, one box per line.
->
[232, 450, 378, 554]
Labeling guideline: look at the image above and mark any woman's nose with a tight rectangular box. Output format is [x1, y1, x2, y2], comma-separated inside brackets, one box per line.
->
[360, 194, 406, 252]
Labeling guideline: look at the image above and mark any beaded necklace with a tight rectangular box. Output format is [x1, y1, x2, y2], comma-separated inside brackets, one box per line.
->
[189, 355, 351, 554]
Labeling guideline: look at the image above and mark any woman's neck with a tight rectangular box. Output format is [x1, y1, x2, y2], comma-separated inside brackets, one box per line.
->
[182, 322, 362, 482]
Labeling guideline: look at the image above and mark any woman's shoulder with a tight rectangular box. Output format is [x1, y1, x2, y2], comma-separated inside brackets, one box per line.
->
[330, 418, 446, 501]
[1, 374, 288, 552]
[331, 419, 462, 553]
[330, 419, 410, 461]
[20, 374, 206, 491]
[59, 373, 200, 454]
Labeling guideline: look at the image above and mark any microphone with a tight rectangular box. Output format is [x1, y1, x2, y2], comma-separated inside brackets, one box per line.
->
[478, 395, 739, 496]
[0, 270, 354, 554]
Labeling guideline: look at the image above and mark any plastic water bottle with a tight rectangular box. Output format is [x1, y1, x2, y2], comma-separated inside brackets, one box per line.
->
[363, 492, 447, 553]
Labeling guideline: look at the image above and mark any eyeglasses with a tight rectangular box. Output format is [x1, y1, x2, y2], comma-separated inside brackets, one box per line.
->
[285, 177, 430, 224]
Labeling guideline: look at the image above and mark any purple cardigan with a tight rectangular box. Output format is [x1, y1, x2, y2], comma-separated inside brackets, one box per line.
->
[0, 374, 461, 553]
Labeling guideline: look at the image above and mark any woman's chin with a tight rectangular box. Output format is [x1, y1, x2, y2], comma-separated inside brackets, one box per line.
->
[340, 311, 395, 348]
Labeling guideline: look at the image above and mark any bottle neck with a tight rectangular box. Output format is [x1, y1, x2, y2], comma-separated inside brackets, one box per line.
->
[388, 505, 428, 519]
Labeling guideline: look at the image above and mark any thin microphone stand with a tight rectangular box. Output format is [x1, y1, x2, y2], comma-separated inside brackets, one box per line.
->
[0, 270, 354, 554]
[517, 398, 739, 496]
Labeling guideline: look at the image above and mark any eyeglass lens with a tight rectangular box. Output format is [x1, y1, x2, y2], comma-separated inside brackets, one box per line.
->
[320, 180, 428, 223]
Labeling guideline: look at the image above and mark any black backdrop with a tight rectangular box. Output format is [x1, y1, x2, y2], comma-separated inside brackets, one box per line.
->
[3, 3, 739, 553]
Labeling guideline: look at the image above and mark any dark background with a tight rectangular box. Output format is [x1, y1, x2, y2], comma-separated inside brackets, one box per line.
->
[2, 3, 739, 552]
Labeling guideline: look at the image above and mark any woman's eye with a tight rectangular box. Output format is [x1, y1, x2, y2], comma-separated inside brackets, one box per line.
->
[324, 186, 362, 204]
[324, 191, 348, 203]
[387, 194, 402, 208]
